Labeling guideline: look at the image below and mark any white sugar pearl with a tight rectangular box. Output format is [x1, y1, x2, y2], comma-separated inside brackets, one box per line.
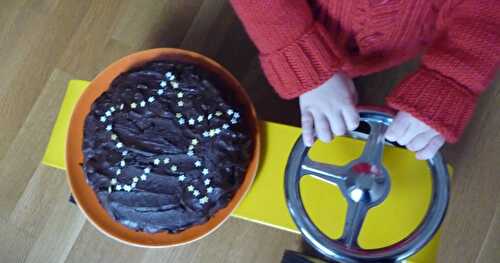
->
[140, 174, 147, 181]
[191, 139, 198, 145]
[204, 179, 211, 185]
[197, 115, 204, 122]
[177, 92, 183, 98]
[188, 118, 195, 125]
[157, 89, 164, 95]
[148, 96, 155, 103]
[110, 178, 117, 185]
[178, 175, 186, 181]
[160, 81, 167, 87]
[171, 165, 177, 172]
[202, 168, 209, 175]
[105, 111, 111, 117]
[163, 158, 170, 164]
[153, 159, 160, 165]
[116, 142, 123, 148]
[194, 161, 202, 167]
[133, 177, 139, 183]
[144, 167, 151, 174]
[140, 101, 146, 107]
[100, 116, 107, 122]
[187, 185, 194, 192]
[207, 187, 213, 193]
[177, 101, 184, 107]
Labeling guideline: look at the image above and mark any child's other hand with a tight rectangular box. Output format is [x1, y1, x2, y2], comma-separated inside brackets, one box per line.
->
[385, 111, 445, 160]
[299, 72, 359, 147]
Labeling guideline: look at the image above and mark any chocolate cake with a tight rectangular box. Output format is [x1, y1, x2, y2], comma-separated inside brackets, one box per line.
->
[82, 60, 252, 233]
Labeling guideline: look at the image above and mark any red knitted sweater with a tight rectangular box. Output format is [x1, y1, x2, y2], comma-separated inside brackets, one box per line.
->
[231, 0, 499, 143]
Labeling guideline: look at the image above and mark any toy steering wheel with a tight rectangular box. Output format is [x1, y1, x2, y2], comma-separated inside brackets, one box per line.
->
[285, 109, 449, 263]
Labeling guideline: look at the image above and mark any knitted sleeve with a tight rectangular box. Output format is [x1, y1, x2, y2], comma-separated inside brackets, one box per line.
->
[230, 0, 344, 99]
[386, 0, 500, 143]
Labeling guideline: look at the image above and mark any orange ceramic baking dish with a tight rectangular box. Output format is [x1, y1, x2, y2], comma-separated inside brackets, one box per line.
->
[66, 48, 260, 247]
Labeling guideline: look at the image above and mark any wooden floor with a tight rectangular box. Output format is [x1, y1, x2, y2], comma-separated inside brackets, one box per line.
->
[0, 1, 498, 262]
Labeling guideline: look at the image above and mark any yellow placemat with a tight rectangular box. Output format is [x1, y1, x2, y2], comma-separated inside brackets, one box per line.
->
[43, 80, 450, 262]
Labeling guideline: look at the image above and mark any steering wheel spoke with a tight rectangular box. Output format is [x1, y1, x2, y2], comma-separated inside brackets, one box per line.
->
[301, 156, 346, 186]
[359, 121, 387, 163]
[340, 198, 370, 248]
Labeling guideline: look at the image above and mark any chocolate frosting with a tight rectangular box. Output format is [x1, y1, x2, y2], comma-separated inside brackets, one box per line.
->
[82, 61, 252, 233]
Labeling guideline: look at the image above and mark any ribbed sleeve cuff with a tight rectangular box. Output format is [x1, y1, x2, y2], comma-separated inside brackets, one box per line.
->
[259, 22, 343, 99]
[386, 67, 477, 143]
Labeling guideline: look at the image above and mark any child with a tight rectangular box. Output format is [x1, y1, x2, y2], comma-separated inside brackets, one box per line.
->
[231, 0, 499, 159]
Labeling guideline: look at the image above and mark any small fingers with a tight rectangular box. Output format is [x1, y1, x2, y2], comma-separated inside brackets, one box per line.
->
[407, 130, 439, 152]
[385, 112, 410, 142]
[416, 135, 445, 160]
[311, 110, 333, 143]
[342, 106, 360, 131]
[327, 111, 347, 136]
[301, 110, 315, 147]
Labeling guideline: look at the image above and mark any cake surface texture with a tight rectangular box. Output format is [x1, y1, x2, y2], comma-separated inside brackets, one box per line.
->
[82, 60, 252, 233]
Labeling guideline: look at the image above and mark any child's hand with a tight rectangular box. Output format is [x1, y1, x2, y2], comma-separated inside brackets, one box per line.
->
[385, 111, 445, 160]
[299, 72, 359, 147]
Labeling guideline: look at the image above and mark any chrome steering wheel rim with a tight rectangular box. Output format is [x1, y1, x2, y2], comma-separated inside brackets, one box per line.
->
[285, 110, 450, 263]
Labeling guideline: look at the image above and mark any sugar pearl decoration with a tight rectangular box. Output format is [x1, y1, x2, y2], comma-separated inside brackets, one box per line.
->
[178, 118, 185, 125]
[111, 134, 117, 140]
[202, 168, 209, 175]
[171, 165, 177, 172]
[163, 157, 170, 164]
[177, 101, 184, 107]
[144, 167, 151, 174]
[203, 131, 209, 137]
[140, 174, 147, 181]
[153, 158, 160, 165]
[100, 116, 107, 122]
[157, 89, 164, 95]
[194, 161, 202, 167]
[227, 109, 234, 115]
[116, 169, 121, 175]
[171, 81, 179, 89]
[197, 115, 204, 122]
[105, 111, 111, 117]
[110, 106, 116, 112]
[187, 185, 194, 192]
[187, 150, 194, 156]
[175, 113, 182, 118]
[207, 114, 213, 120]
[110, 178, 117, 185]
[215, 111, 222, 116]
[121, 150, 128, 156]
[131, 182, 137, 188]
[133, 177, 139, 183]
[123, 185, 132, 192]
[116, 185, 122, 191]
[207, 187, 214, 193]
[177, 92, 183, 98]
[233, 112, 240, 119]
[140, 101, 146, 107]
[178, 175, 186, 181]
[222, 124, 229, 129]
[204, 179, 211, 185]
[116, 142, 123, 148]
[191, 139, 198, 145]
[148, 96, 155, 103]
[106, 125, 112, 131]
[120, 160, 125, 167]
[199, 196, 209, 204]
[160, 80, 167, 87]
[188, 118, 195, 125]
[193, 190, 200, 197]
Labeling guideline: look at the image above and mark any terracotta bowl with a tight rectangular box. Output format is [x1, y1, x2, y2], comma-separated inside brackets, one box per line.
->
[66, 48, 260, 247]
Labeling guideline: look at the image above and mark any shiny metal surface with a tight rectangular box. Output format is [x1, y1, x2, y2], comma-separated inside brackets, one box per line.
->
[285, 110, 450, 263]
